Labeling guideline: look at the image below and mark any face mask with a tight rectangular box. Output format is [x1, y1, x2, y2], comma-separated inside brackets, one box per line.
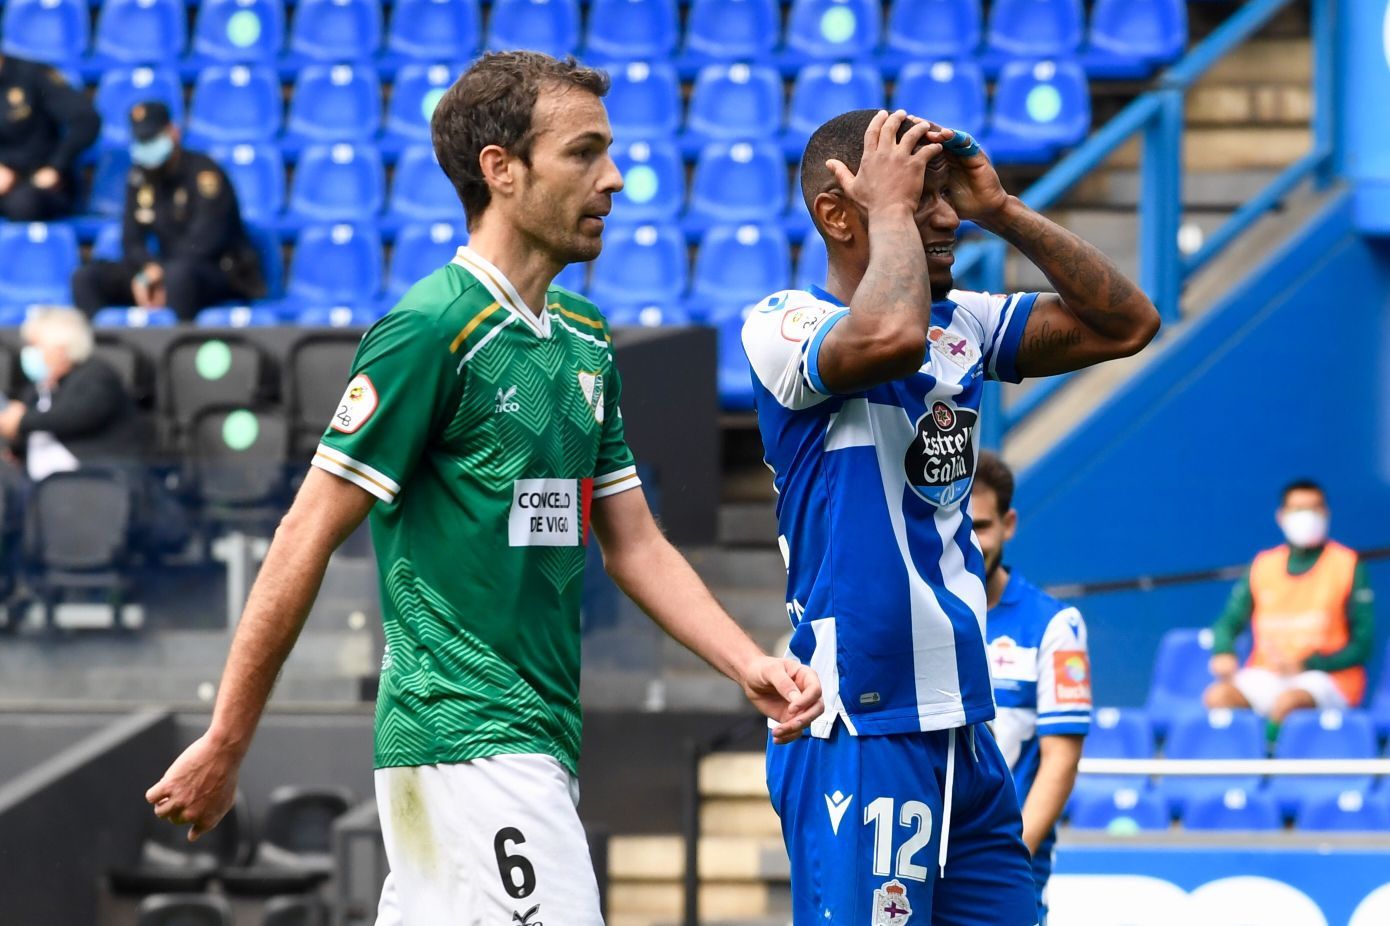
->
[20, 345, 47, 384]
[1280, 509, 1329, 549]
[130, 133, 174, 169]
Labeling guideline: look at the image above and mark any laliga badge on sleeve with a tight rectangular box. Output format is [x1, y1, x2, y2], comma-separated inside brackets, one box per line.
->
[331, 374, 378, 434]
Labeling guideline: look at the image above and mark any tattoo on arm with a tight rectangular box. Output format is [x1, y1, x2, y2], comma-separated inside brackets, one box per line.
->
[1023, 318, 1084, 356]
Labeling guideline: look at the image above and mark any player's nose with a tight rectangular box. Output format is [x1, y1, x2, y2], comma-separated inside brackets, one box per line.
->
[598, 154, 623, 195]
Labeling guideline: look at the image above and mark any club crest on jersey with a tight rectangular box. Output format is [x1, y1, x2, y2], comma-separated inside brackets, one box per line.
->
[577, 371, 604, 424]
[928, 326, 977, 371]
[872, 880, 913, 924]
[904, 399, 976, 508]
[330, 374, 378, 434]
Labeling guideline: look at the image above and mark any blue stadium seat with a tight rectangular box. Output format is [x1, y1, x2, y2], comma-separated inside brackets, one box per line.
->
[794, 234, 827, 291]
[606, 61, 682, 142]
[284, 223, 383, 308]
[987, 59, 1091, 163]
[1266, 709, 1377, 819]
[1145, 627, 1246, 737]
[783, 63, 885, 157]
[195, 306, 280, 327]
[209, 143, 286, 223]
[585, 0, 678, 62]
[287, 143, 385, 224]
[193, 0, 286, 64]
[87, 150, 132, 218]
[386, 221, 466, 298]
[1158, 708, 1265, 818]
[1085, 0, 1186, 78]
[684, 64, 784, 156]
[187, 65, 282, 146]
[91, 223, 123, 262]
[288, 0, 383, 62]
[1181, 788, 1281, 831]
[686, 141, 788, 235]
[1068, 788, 1169, 832]
[92, 307, 178, 327]
[892, 60, 987, 139]
[94, 67, 183, 149]
[1069, 707, 1155, 809]
[244, 223, 284, 299]
[387, 145, 460, 223]
[687, 223, 790, 322]
[783, 0, 880, 70]
[883, 0, 982, 67]
[611, 140, 684, 225]
[384, 63, 458, 150]
[1296, 790, 1390, 832]
[1370, 642, 1390, 740]
[94, 0, 186, 66]
[285, 64, 381, 148]
[589, 223, 687, 314]
[680, 0, 779, 73]
[385, 0, 479, 63]
[486, 0, 580, 58]
[985, 0, 1082, 60]
[298, 305, 381, 327]
[607, 304, 692, 327]
[2, 0, 89, 67]
[0, 223, 77, 306]
[711, 303, 755, 410]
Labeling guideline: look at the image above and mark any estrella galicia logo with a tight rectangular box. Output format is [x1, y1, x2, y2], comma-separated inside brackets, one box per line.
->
[904, 399, 976, 508]
[512, 904, 542, 926]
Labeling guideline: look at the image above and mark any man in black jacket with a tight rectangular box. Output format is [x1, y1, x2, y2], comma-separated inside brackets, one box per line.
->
[71, 101, 264, 320]
[0, 54, 99, 221]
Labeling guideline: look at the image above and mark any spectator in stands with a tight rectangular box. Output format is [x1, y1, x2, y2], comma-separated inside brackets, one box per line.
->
[0, 55, 99, 221]
[973, 452, 1090, 926]
[1204, 480, 1375, 722]
[70, 102, 264, 320]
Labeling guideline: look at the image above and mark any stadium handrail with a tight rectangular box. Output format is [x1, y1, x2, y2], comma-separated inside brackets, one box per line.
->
[970, 0, 1337, 442]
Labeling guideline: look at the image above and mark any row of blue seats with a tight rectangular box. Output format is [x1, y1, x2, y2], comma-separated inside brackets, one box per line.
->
[3, 0, 1186, 82]
[1069, 785, 1390, 833]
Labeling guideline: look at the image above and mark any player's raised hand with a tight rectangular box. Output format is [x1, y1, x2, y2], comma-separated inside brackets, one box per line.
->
[825, 109, 942, 221]
[919, 121, 1010, 222]
[144, 733, 242, 841]
[740, 655, 824, 745]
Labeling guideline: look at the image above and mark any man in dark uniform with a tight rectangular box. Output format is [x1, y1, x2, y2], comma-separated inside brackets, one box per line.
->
[71, 101, 264, 320]
[0, 54, 99, 220]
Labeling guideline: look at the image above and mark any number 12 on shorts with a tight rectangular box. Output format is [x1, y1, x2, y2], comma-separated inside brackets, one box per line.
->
[864, 797, 934, 882]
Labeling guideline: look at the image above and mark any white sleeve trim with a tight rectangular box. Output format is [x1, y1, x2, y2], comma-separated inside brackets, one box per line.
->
[313, 443, 400, 503]
[592, 465, 642, 499]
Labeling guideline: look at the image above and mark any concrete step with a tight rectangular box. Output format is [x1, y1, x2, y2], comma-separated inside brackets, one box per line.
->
[718, 502, 779, 548]
[609, 882, 785, 920]
[1101, 126, 1311, 173]
[702, 797, 783, 838]
[1071, 168, 1283, 211]
[685, 548, 787, 592]
[610, 835, 789, 882]
[701, 752, 771, 799]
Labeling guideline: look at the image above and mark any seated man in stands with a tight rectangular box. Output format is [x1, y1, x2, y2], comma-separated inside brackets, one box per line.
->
[0, 54, 99, 221]
[71, 102, 263, 321]
[1204, 480, 1375, 722]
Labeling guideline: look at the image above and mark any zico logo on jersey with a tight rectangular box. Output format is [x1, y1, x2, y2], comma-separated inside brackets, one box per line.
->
[1053, 650, 1092, 704]
[508, 478, 595, 547]
[904, 399, 977, 508]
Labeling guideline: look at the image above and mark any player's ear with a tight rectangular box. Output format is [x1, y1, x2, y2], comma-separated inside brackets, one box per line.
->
[1003, 508, 1018, 543]
[813, 191, 855, 245]
[478, 144, 517, 199]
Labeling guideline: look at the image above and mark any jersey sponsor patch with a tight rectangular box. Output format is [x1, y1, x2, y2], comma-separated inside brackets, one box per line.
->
[577, 371, 604, 424]
[509, 478, 579, 547]
[1053, 650, 1092, 704]
[903, 399, 977, 508]
[780, 304, 830, 342]
[330, 374, 379, 434]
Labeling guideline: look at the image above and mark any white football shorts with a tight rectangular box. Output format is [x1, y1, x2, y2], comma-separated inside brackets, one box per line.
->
[1232, 667, 1348, 715]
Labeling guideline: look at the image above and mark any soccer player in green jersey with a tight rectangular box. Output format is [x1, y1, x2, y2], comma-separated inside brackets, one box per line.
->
[145, 52, 823, 923]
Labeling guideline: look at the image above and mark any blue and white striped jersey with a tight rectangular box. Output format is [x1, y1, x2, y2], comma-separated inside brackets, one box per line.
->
[742, 284, 1038, 738]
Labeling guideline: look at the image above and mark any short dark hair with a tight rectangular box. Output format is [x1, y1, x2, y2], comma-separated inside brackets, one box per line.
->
[431, 52, 610, 228]
[1281, 478, 1325, 505]
[974, 451, 1016, 516]
[800, 108, 917, 221]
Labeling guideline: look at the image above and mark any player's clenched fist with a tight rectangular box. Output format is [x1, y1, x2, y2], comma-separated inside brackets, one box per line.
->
[824, 109, 942, 220]
[145, 733, 242, 841]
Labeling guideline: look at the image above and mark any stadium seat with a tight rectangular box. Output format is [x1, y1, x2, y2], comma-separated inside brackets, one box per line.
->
[23, 470, 136, 627]
[1068, 787, 1169, 832]
[783, 0, 880, 70]
[208, 143, 286, 223]
[1370, 642, 1390, 739]
[94, 67, 184, 149]
[93, 307, 179, 328]
[94, 334, 155, 404]
[385, 221, 466, 298]
[589, 223, 687, 314]
[680, 0, 779, 73]
[285, 64, 382, 147]
[1, 0, 90, 68]
[1181, 788, 1282, 831]
[1157, 708, 1265, 818]
[162, 335, 275, 431]
[195, 307, 280, 327]
[883, 0, 982, 66]
[288, 0, 383, 63]
[188, 406, 290, 525]
[892, 60, 988, 139]
[607, 304, 692, 327]
[783, 63, 885, 157]
[1085, 0, 1186, 78]
[385, 0, 480, 63]
[193, 0, 286, 64]
[794, 234, 827, 291]
[93, 0, 187, 65]
[585, 0, 677, 62]
[88, 150, 132, 218]
[387, 145, 460, 223]
[1145, 627, 1249, 737]
[606, 61, 682, 142]
[684, 64, 784, 155]
[262, 895, 328, 926]
[485, 0, 580, 58]
[220, 785, 354, 896]
[284, 223, 384, 308]
[712, 303, 755, 410]
[611, 139, 684, 225]
[686, 141, 788, 235]
[1266, 709, 1377, 818]
[187, 65, 283, 146]
[0, 223, 78, 307]
[384, 63, 458, 150]
[91, 223, 123, 262]
[687, 223, 790, 321]
[287, 143, 385, 224]
[985, 0, 1083, 60]
[240, 222, 286, 297]
[987, 59, 1091, 163]
[285, 332, 364, 454]
[296, 305, 380, 327]
[1069, 707, 1155, 808]
[135, 894, 233, 926]
[1296, 790, 1390, 832]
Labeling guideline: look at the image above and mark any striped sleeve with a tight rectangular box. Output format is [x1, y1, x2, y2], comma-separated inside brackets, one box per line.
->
[741, 290, 848, 409]
[948, 289, 1040, 384]
[1035, 606, 1092, 736]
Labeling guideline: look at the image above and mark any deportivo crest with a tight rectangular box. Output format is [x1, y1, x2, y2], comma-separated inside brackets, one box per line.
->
[873, 880, 913, 924]
[928, 326, 977, 370]
[578, 371, 604, 424]
[330, 373, 378, 434]
[904, 399, 977, 508]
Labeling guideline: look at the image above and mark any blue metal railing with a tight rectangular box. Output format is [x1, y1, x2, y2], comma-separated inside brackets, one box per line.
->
[979, 0, 1337, 441]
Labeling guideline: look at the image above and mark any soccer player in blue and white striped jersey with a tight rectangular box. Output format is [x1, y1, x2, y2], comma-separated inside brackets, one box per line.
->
[744, 110, 1157, 925]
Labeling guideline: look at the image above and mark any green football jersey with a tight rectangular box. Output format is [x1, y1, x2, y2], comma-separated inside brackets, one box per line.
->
[313, 246, 640, 775]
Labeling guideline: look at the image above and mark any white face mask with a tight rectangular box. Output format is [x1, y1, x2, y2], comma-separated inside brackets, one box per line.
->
[1279, 509, 1329, 548]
